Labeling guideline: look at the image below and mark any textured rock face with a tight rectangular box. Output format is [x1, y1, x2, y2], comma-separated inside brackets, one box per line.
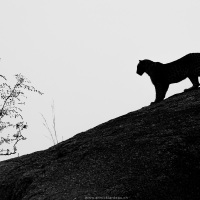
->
[1, 89, 200, 199]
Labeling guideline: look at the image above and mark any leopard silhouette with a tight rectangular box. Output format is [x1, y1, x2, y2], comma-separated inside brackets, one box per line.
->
[137, 53, 200, 104]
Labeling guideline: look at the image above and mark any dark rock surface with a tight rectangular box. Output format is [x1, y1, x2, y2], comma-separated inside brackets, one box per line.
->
[1, 89, 200, 199]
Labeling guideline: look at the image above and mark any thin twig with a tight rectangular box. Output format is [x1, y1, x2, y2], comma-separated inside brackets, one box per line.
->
[0, 82, 22, 121]
[41, 113, 56, 145]
[51, 101, 58, 144]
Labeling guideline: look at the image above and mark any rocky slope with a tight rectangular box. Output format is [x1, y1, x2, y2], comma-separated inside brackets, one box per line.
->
[1, 89, 200, 199]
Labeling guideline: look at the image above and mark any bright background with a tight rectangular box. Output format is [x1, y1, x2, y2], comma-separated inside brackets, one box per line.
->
[0, 0, 200, 161]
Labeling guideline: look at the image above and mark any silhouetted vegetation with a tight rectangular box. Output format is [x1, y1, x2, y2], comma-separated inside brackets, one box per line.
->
[41, 100, 60, 145]
[0, 73, 43, 155]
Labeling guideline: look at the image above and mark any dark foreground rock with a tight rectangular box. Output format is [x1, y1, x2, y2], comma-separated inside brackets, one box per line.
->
[1, 89, 200, 200]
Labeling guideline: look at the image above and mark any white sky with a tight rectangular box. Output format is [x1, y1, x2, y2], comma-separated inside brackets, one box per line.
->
[0, 0, 200, 161]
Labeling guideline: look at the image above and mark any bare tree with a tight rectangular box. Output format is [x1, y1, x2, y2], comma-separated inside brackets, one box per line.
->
[0, 73, 43, 155]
